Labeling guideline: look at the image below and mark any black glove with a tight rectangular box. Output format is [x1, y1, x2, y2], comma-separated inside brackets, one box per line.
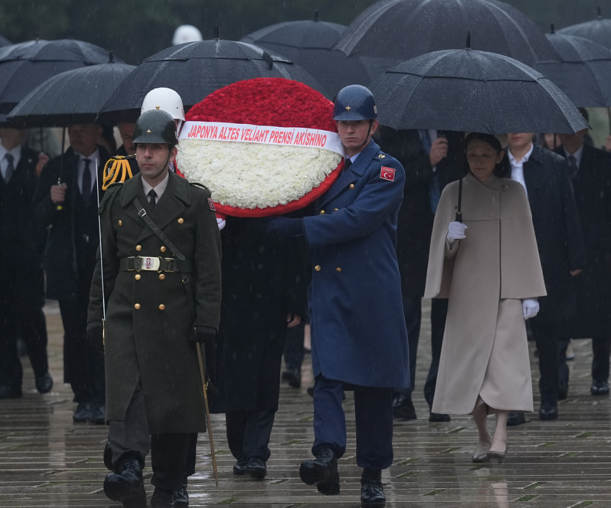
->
[87, 321, 104, 352]
[188, 325, 217, 345]
[264, 217, 304, 240]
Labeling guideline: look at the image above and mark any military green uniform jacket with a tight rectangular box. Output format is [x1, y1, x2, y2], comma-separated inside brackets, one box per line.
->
[88, 171, 222, 434]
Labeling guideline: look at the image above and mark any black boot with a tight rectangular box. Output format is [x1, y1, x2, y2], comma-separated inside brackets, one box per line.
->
[150, 486, 174, 508]
[299, 447, 340, 495]
[361, 469, 385, 507]
[103, 453, 147, 508]
[172, 480, 189, 507]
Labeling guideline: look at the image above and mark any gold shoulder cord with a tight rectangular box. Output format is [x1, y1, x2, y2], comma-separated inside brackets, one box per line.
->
[102, 156, 134, 191]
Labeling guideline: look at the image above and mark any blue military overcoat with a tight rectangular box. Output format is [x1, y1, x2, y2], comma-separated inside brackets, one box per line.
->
[303, 139, 409, 389]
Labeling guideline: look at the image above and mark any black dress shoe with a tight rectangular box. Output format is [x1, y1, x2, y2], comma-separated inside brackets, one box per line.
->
[246, 456, 267, 479]
[0, 385, 22, 399]
[392, 393, 417, 420]
[233, 457, 248, 475]
[299, 447, 340, 495]
[591, 380, 609, 395]
[282, 369, 302, 388]
[150, 486, 174, 508]
[104, 454, 147, 508]
[506, 412, 526, 426]
[558, 382, 568, 401]
[361, 469, 385, 507]
[539, 402, 558, 421]
[173, 482, 189, 507]
[307, 386, 314, 397]
[73, 402, 93, 422]
[428, 412, 450, 422]
[89, 402, 106, 424]
[35, 372, 53, 394]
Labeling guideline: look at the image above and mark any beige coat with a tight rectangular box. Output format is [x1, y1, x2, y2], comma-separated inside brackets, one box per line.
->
[424, 173, 546, 414]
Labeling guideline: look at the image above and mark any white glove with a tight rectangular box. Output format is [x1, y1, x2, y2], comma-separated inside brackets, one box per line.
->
[216, 217, 226, 231]
[447, 221, 468, 244]
[522, 299, 539, 320]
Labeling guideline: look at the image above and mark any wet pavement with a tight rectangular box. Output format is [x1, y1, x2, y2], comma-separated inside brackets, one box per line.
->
[1, 301, 610, 507]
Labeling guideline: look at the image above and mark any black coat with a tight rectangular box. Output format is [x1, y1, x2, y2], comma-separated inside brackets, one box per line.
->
[33, 146, 110, 300]
[555, 144, 611, 337]
[522, 145, 586, 321]
[209, 217, 307, 413]
[376, 128, 465, 297]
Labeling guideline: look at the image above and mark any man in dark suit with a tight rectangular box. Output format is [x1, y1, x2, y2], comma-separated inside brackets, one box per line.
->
[557, 110, 611, 396]
[507, 133, 586, 421]
[33, 123, 110, 422]
[0, 126, 52, 398]
[376, 127, 464, 422]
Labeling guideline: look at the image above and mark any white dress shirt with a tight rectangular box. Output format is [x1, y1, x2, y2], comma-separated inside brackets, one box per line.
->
[142, 172, 169, 205]
[0, 144, 22, 182]
[509, 143, 534, 197]
[76, 149, 99, 195]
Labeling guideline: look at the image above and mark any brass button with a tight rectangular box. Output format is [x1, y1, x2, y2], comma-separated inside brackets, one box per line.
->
[336, 267, 342, 272]
[118, 220, 123, 226]
[319, 210, 325, 215]
[135, 274, 141, 280]
[178, 218, 184, 224]
[159, 304, 165, 311]
[334, 208, 339, 211]
[159, 274, 165, 280]
[135, 245, 142, 251]
[349, 184, 355, 189]
[314, 265, 321, 271]
[134, 303, 141, 310]
[160, 246, 166, 253]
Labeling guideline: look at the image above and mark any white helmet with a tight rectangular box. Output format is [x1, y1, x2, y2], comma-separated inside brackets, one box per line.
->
[172, 25, 203, 45]
[141, 87, 185, 122]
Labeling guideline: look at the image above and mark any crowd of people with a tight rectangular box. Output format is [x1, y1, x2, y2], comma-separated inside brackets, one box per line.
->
[1, 79, 611, 508]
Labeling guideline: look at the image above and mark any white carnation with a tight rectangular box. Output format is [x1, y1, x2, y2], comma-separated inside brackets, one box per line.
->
[176, 140, 342, 209]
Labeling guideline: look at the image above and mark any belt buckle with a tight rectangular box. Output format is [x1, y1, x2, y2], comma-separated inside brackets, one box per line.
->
[163, 258, 175, 273]
[136, 256, 161, 271]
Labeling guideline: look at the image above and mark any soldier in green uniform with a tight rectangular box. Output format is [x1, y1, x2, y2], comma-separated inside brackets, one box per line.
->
[87, 109, 222, 508]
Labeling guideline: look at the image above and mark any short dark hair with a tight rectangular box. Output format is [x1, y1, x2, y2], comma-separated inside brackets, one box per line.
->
[463, 132, 510, 178]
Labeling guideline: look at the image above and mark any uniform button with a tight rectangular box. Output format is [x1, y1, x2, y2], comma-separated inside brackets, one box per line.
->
[319, 210, 325, 215]
[334, 208, 339, 211]
[231, 293, 237, 299]
[134, 303, 141, 310]
[160, 246, 166, 253]
[135, 274, 141, 280]
[349, 184, 355, 189]
[159, 274, 165, 280]
[159, 304, 165, 311]
[258, 264, 263, 269]
[256, 293, 262, 299]
[118, 220, 123, 226]
[135, 245, 142, 251]
[314, 265, 321, 271]
[336, 267, 342, 272]
[178, 218, 184, 224]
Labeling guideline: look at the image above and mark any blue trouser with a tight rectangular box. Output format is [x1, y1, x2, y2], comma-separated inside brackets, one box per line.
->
[312, 376, 393, 470]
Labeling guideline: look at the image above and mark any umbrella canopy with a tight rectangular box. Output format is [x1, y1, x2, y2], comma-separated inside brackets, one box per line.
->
[240, 14, 375, 97]
[557, 7, 611, 50]
[0, 35, 10, 47]
[534, 29, 611, 108]
[98, 39, 325, 123]
[369, 47, 587, 134]
[7, 61, 135, 127]
[0, 39, 123, 114]
[334, 0, 561, 67]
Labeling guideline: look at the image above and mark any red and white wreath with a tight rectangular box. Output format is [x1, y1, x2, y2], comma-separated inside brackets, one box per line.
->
[176, 78, 345, 217]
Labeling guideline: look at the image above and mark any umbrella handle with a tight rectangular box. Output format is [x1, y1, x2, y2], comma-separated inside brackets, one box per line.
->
[455, 177, 463, 223]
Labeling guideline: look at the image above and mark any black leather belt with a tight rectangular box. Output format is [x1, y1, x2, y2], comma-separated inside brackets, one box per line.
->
[119, 256, 193, 273]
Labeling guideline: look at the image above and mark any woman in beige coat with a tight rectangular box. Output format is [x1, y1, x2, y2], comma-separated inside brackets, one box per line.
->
[424, 132, 546, 462]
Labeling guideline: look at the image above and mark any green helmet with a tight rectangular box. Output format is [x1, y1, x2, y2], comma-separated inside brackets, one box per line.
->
[132, 109, 177, 145]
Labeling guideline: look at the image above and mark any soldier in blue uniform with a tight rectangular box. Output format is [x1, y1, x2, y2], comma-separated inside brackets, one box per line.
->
[266, 85, 409, 508]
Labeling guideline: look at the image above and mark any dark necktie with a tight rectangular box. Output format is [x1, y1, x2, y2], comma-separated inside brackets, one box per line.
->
[343, 157, 352, 173]
[148, 189, 157, 209]
[4, 153, 14, 183]
[81, 158, 92, 201]
[567, 154, 578, 180]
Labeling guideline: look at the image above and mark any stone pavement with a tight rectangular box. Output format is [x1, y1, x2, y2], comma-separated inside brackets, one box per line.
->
[1, 301, 611, 507]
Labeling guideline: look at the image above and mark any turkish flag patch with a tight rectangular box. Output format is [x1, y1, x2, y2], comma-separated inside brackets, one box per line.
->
[380, 166, 396, 182]
[207, 197, 216, 211]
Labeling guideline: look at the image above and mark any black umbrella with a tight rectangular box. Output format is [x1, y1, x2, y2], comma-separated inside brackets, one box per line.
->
[240, 13, 375, 97]
[0, 34, 10, 47]
[369, 44, 587, 135]
[334, 0, 561, 68]
[0, 39, 124, 114]
[98, 38, 325, 123]
[7, 59, 135, 127]
[534, 27, 611, 108]
[557, 7, 611, 50]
